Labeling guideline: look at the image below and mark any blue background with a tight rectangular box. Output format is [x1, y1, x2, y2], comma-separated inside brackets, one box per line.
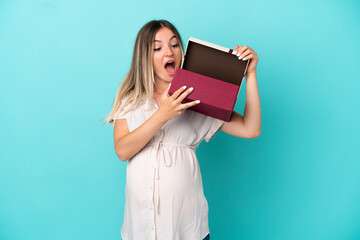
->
[1, 0, 359, 239]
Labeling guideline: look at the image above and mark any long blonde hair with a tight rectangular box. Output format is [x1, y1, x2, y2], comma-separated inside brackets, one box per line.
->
[103, 20, 184, 125]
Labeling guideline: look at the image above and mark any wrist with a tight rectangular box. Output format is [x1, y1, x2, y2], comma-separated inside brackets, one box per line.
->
[153, 110, 168, 125]
[246, 70, 257, 76]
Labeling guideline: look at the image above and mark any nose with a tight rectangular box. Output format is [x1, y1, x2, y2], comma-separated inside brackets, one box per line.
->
[164, 45, 173, 56]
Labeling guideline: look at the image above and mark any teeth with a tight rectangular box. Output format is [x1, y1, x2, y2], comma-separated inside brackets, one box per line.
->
[165, 61, 174, 67]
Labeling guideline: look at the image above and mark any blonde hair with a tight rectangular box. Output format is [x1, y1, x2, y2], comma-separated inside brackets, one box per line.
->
[103, 20, 184, 125]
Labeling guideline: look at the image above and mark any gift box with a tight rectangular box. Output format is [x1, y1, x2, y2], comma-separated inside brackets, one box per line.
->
[169, 37, 249, 121]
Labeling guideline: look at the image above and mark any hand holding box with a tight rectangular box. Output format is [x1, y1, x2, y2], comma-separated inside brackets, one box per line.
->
[169, 37, 249, 121]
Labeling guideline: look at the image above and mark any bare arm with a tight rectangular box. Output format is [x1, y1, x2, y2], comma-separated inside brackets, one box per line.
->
[113, 112, 166, 162]
[113, 84, 200, 162]
[220, 45, 261, 138]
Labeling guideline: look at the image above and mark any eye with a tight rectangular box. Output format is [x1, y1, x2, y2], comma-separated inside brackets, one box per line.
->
[154, 48, 161, 51]
[172, 44, 179, 48]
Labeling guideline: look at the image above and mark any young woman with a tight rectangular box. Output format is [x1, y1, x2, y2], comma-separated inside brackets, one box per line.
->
[105, 20, 260, 240]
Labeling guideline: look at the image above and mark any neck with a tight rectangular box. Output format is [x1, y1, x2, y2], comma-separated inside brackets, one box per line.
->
[154, 80, 169, 97]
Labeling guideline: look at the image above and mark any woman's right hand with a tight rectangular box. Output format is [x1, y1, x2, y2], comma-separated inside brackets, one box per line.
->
[114, 84, 200, 162]
[155, 84, 200, 122]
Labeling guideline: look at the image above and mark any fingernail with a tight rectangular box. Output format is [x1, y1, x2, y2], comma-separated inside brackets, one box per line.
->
[232, 51, 238, 55]
[242, 57, 247, 61]
[189, 87, 193, 91]
[196, 100, 200, 104]
[169, 83, 172, 87]
[183, 85, 187, 89]
[238, 56, 242, 60]
[237, 52, 241, 57]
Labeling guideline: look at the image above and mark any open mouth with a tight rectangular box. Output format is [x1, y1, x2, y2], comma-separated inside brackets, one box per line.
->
[164, 60, 176, 75]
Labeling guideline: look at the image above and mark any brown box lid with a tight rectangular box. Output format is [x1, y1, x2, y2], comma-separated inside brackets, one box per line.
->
[182, 37, 249, 86]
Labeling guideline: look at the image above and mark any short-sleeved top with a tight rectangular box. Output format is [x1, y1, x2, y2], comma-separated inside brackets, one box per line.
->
[110, 94, 224, 240]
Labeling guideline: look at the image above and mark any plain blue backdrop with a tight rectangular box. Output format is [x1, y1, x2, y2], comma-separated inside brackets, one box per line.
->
[1, 0, 359, 239]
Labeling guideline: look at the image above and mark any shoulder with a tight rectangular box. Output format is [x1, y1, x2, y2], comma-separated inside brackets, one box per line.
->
[121, 91, 147, 108]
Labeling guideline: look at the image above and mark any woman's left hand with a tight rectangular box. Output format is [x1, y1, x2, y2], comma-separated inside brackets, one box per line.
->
[234, 44, 258, 75]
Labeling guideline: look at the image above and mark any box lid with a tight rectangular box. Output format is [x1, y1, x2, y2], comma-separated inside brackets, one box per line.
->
[182, 37, 249, 86]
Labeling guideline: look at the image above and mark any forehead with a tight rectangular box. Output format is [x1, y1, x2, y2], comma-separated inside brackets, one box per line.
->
[154, 27, 177, 42]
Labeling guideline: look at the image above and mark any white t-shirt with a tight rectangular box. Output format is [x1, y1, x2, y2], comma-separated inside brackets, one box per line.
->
[110, 94, 224, 240]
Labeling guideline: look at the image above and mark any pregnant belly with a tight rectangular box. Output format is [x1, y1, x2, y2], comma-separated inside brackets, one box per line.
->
[125, 147, 202, 201]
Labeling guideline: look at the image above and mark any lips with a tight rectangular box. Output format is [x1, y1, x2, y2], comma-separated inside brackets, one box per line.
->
[164, 60, 176, 75]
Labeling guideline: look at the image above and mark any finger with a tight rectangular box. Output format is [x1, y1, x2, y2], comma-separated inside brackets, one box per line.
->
[180, 99, 200, 110]
[165, 83, 172, 97]
[239, 49, 251, 60]
[242, 54, 253, 61]
[233, 44, 242, 55]
[175, 86, 194, 104]
[234, 44, 239, 52]
[236, 45, 249, 57]
[170, 85, 187, 100]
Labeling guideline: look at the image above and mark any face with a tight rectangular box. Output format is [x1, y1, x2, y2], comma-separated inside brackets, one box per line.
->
[152, 27, 182, 85]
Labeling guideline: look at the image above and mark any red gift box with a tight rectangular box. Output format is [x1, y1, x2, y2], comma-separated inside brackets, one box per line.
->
[169, 37, 249, 121]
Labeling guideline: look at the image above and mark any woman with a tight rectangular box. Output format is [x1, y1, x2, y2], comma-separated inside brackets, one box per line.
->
[105, 20, 261, 240]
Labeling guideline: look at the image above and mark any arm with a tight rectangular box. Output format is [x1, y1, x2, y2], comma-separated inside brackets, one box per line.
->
[113, 113, 166, 162]
[220, 45, 261, 138]
[114, 85, 200, 162]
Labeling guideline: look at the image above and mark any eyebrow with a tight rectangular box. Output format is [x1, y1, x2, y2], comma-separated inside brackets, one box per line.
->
[154, 36, 177, 42]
